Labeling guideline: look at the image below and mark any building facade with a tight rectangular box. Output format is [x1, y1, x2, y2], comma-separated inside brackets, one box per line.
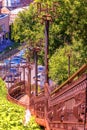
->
[0, 0, 33, 42]
[1, 0, 33, 25]
[0, 0, 2, 13]
[2, 0, 33, 7]
[0, 14, 9, 43]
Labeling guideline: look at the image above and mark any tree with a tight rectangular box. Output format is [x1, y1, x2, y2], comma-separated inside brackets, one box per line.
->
[49, 42, 84, 84]
[12, 4, 44, 44]
[12, 0, 87, 74]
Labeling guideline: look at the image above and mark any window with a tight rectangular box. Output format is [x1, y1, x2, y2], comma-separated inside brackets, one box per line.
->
[0, 24, 5, 33]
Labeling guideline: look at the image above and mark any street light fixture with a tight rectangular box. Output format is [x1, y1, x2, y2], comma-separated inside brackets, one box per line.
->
[67, 53, 72, 78]
[65, 47, 72, 78]
[28, 45, 40, 96]
[27, 64, 31, 98]
[34, 47, 40, 96]
[9, 47, 12, 69]
[36, 2, 58, 84]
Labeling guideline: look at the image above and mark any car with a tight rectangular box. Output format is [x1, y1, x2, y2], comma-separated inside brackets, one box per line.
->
[10, 68, 17, 73]
[33, 72, 45, 87]
[9, 68, 21, 77]
[33, 73, 41, 81]
[38, 65, 45, 73]
[5, 74, 16, 83]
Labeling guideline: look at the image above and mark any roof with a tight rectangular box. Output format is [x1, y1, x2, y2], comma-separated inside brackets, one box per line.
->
[10, 6, 28, 14]
[0, 13, 8, 19]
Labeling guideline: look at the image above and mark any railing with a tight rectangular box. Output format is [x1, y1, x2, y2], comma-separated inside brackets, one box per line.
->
[7, 64, 87, 130]
[31, 64, 87, 130]
[51, 64, 87, 95]
[8, 81, 26, 99]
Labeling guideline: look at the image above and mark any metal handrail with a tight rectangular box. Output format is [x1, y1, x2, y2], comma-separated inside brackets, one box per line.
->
[51, 64, 87, 95]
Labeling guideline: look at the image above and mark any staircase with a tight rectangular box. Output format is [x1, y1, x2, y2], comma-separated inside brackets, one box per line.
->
[7, 64, 87, 130]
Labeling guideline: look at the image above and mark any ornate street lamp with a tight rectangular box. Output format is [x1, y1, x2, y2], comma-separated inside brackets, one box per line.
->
[65, 47, 72, 78]
[27, 64, 31, 98]
[28, 46, 40, 96]
[67, 53, 72, 78]
[9, 47, 12, 69]
[36, 2, 59, 84]
[34, 47, 40, 96]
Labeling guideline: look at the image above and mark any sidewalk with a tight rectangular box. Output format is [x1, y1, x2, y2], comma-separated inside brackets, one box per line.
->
[19, 94, 29, 106]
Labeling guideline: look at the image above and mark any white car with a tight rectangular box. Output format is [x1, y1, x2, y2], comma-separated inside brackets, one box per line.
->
[33, 73, 45, 87]
[33, 73, 41, 81]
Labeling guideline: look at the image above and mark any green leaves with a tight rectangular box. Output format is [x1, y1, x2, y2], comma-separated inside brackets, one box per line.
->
[49, 42, 86, 84]
[12, 0, 87, 84]
[12, 4, 43, 43]
[0, 79, 41, 130]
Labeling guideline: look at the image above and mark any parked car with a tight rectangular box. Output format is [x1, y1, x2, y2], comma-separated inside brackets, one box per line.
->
[33, 65, 45, 81]
[5, 74, 16, 83]
[33, 73, 41, 81]
[33, 72, 45, 88]
[38, 65, 45, 73]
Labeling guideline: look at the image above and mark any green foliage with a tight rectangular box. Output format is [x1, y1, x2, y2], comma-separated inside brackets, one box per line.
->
[49, 0, 87, 55]
[25, 117, 41, 130]
[49, 43, 86, 84]
[0, 78, 41, 130]
[12, 0, 87, 83]
[0, 79, 6, 96]
[12, 0, 87, 56]
[12, 4, 44, 43]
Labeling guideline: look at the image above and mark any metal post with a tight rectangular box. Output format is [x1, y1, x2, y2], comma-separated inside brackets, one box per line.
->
[34, 50, 38, 96]
[68, 55, 70, 78]
[84, 81, 87, 130]
[28, 65, 31, 98]
[8, 76, 9, 88]
[24, 67, 25, 82]
[20, 72, 21, 81]
[23, 66, 25, 86]
[45, 20, 49, 84]
[11, 75, 12, 86]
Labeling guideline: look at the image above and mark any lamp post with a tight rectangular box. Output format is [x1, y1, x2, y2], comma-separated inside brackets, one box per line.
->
[84, 83, 87, 130]
[66, 48, 72, 78]
[44, 15, 50, 84]
[67, 53, 71, 78]
[8, 47, 12, 75]
[21, 65, 26, 87]
[27, 64, 31, 98]
[34, 47, 40, 96]
[28, 46, 40, 96]
[36, 2, 58, 84]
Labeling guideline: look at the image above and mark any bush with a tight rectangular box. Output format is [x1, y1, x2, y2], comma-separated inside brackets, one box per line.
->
[0, 78, 42, 130]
